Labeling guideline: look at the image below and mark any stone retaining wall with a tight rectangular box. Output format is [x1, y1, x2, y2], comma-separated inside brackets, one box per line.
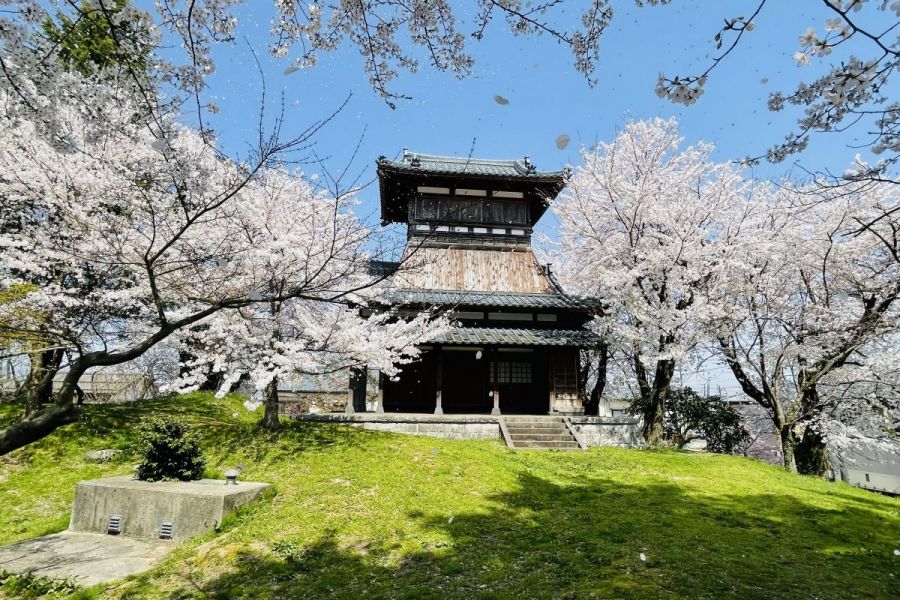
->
[297, 413, 647, 447]
[568, 417, 646, 448]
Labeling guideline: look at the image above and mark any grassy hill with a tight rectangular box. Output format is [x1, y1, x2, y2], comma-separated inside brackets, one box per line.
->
[0, 394, 898, 599]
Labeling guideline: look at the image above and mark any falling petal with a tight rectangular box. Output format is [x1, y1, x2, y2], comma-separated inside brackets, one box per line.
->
[639, 553, 647, 561]
[494, 95, 510, 105]
[555, 134, 571, 150]
[284, 65, 300, 75]
[448, 516, 454, 524]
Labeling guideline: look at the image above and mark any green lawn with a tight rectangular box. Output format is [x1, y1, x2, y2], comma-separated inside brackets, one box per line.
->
[0, 394, 898, 599]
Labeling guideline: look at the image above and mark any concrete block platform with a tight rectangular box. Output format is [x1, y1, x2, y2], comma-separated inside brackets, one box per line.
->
[0, 531, 171, 587]
[0, 476, 272, 588]
[70, 476, 272, 542]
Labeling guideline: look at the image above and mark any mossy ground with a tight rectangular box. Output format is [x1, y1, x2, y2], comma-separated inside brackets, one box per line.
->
[0, 394, 897, 599]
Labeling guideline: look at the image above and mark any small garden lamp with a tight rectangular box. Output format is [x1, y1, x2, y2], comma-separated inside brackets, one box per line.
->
[225, 468, 240, 485]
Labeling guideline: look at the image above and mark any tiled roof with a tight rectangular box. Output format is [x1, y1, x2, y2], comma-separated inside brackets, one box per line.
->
[378, 150, 566, 179]
[431, 326, 601, 347]
[383, 288, 597, 309]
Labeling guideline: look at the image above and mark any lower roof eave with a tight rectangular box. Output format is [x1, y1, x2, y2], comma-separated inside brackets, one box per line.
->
[427, 326, 602, 348]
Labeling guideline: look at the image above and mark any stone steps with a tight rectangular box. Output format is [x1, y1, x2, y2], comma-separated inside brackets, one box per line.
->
[500, 416, 583, 450]
[508, 433, 576, 442]
[505, 425, 570, 434]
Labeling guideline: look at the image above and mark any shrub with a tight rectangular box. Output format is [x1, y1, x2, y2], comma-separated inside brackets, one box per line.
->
[0, 569, 78, 599]
[664, 387, 750, 454]
[135, 419, 206, 481]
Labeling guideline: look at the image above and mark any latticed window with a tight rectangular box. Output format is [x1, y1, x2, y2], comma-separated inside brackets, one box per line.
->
[552, 352, 579, 399]
[503, 201, 526, 224]
[415, 196, 527, 225]
[491, 361, 532, 384]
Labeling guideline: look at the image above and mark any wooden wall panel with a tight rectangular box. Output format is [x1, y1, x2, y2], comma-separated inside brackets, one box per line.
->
[395, 247, 553, 293]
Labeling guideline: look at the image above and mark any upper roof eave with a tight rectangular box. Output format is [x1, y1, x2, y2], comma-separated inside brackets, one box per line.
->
[377, 151, 568, 182]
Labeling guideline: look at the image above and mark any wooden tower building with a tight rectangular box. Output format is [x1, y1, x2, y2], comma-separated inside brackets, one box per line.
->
[368, 150, 601, 416]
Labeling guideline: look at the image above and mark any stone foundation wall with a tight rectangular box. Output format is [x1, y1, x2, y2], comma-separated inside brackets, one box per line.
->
[297, 414, 501, 441]
[569, 417, 646, 448]
[297, 414, 647, 447]
[351, 421, 500, 440]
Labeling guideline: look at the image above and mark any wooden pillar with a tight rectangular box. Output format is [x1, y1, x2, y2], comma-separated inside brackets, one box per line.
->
[490, 347, 501, 415]
[548, 350, 556, 414]
[375, 371, 385, 413]
[434, 345, 444, 415]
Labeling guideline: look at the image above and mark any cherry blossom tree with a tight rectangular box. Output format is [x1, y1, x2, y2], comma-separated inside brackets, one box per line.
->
[0, 0, 456, 452]
[655, 0, 899, 186]
[171, 299, 444, 428]
[0, 54, 441, 456]
[817, 335, 900, 481]
[711, 183, 900, 473]
[554, 118, 755, 445]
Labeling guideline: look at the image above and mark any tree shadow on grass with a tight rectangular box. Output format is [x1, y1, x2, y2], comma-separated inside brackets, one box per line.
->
[150, 472, 899, 600]
[206, 420, 373, 471]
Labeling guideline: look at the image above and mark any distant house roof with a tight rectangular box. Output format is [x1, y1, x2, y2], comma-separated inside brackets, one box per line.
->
[377, 150, 568, 224]
[431, 326, 601, 347]
[382, 288, 597, 310]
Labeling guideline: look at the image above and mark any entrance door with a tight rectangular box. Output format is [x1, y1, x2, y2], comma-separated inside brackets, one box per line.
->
[442, 350, 491, 413]
[493, 351, 549, 414]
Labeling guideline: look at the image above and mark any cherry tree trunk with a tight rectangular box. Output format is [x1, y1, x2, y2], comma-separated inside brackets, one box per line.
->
[0, 365, 84, 456]
[582, 344, 608, 417]
[640, 359, 675, 446]
[0, 402, 79, 455]
[23, 348, 63, 416]
[779, 427, 799, 474]
[643, 401, 665, 446]
[260, 376, 281, 430]
[794, 427, 829, 476]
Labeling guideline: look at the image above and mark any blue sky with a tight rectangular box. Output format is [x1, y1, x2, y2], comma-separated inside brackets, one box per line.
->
[163, 1, 893, 396]
[189, 0, 893, 239]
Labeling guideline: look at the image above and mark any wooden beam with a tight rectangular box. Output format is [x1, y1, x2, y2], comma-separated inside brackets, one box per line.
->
[375, 371, 385, 414]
